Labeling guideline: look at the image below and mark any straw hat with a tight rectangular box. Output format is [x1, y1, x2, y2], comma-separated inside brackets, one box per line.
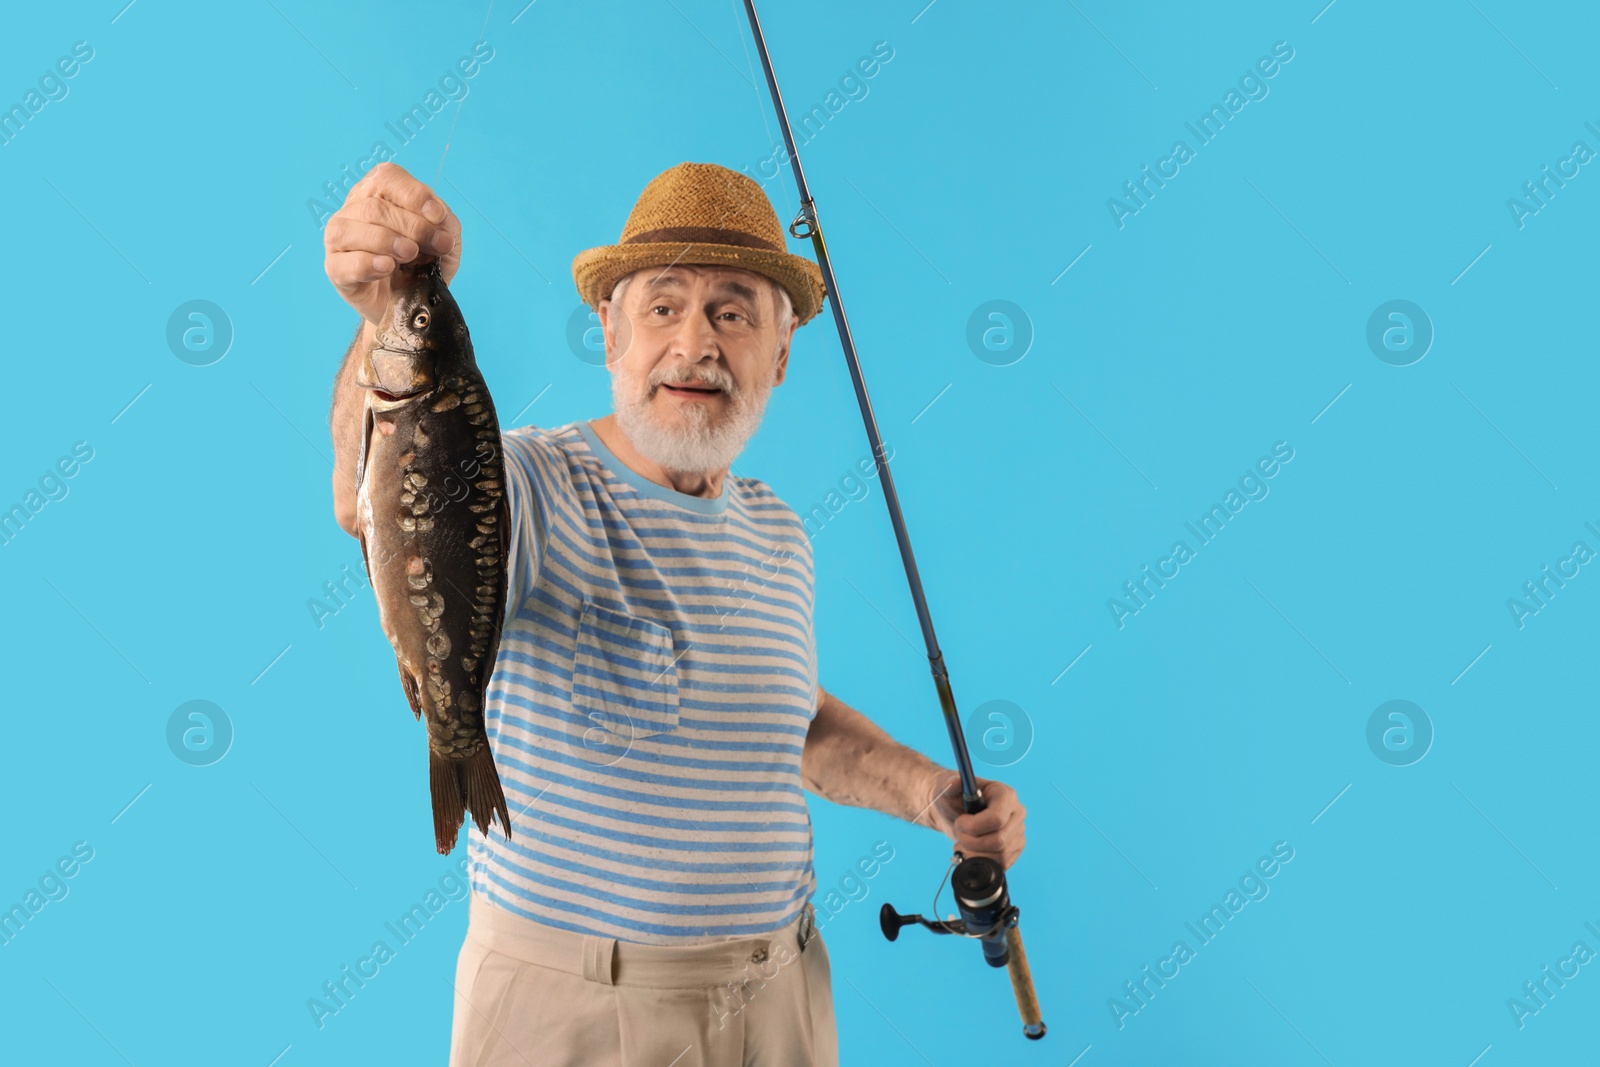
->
[571, 162, 826, 326]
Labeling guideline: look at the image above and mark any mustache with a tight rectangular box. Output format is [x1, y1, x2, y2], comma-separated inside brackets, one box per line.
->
[648, 363, 737, 396]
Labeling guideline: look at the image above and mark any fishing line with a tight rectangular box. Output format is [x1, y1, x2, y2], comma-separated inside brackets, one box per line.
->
[727, 0, 788, 219]
[435, 0, 496, 188]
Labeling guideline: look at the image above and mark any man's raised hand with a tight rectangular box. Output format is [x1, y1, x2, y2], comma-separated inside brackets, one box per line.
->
[323, 161, 463, 325]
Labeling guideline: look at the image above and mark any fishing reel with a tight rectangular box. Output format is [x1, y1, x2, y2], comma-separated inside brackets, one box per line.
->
[880, 855, 1013, 964]
[880, 854, 1046, 1040]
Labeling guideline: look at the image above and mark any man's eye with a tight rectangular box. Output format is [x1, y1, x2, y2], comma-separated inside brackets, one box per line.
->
[721, 311, 747, 322]
[650, 304, 672, 315]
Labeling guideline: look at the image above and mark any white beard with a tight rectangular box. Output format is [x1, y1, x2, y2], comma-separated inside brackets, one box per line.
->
[612, 359, 775, 475]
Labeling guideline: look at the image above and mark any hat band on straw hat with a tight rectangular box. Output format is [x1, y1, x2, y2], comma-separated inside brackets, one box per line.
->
[571, 161, 827, 324]
[624, 226, 780, 252]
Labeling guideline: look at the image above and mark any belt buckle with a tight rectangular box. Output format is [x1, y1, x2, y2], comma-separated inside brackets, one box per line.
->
[798, 901, 816, 951]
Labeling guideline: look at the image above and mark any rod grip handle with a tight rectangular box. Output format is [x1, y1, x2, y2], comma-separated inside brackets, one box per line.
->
[1004, 923, 1047, 1040]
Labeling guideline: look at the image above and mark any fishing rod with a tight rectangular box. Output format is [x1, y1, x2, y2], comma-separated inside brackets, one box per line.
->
[739, 0, 1045, 1041]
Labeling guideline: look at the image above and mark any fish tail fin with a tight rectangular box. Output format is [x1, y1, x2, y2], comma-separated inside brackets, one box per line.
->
[462, 745, 513, 843]
[429, 752, 467, 855]
[428, 747, 512, 855]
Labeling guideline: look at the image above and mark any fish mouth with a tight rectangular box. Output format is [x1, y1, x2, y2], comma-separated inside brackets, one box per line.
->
[369, 385, 433, 411]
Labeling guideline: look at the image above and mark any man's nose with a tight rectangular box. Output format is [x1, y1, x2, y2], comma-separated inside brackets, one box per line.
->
[667, 310, 720, 362]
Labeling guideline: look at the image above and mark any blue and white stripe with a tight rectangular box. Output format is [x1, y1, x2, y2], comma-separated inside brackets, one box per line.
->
[467, 420, 819, 944]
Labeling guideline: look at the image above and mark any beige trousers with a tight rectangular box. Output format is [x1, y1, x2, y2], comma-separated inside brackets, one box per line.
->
[448, 895, 838, 1067]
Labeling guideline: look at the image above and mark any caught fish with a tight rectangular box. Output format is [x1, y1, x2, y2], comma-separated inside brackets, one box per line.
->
[353, 258, 512, 855]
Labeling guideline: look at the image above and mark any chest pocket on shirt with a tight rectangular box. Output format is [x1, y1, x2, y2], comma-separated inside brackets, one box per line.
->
[570, 600, 681, 750]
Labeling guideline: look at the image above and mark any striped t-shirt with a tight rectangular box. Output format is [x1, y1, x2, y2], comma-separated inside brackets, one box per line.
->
[466, 420, 819, 944]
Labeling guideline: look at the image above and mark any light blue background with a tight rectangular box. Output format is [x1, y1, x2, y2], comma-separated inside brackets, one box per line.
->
[2, 1, 1597, 1064]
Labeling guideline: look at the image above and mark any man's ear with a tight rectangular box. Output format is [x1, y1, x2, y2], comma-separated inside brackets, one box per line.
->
[771, 317, 799, 386]
[597, 299, 621, 371]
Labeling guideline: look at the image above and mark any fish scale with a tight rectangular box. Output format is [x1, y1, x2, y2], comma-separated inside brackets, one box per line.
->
[352, 259, 512, 855]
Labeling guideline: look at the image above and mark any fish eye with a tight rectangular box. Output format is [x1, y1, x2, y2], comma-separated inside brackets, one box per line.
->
[412, 309, 430, 329]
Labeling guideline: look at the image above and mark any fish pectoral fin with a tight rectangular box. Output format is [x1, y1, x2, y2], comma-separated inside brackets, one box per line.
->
[398, 664, 423, 722]
[355, 400, 373, 490]
[356, 529, 374, 586]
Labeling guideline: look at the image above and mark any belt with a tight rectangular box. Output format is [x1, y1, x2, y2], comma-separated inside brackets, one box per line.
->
[466, 895, 818, 989]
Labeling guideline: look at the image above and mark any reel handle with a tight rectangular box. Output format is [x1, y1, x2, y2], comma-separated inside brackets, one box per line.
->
[878, 903, 919, 942]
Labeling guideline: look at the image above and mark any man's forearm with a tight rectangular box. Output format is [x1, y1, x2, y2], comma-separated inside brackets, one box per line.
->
[800, 687, 950, 830]
[330, 319, 375, 536]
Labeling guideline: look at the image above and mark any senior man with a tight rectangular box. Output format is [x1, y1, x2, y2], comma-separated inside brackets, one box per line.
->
[324, 160, 1027, 1066]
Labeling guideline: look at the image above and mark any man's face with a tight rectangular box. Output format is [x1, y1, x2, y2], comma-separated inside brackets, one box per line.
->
[599, 265, 797, 474]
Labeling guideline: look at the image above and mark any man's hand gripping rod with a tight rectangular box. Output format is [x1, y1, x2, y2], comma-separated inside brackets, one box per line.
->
[739, 0, 1045, 1040]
